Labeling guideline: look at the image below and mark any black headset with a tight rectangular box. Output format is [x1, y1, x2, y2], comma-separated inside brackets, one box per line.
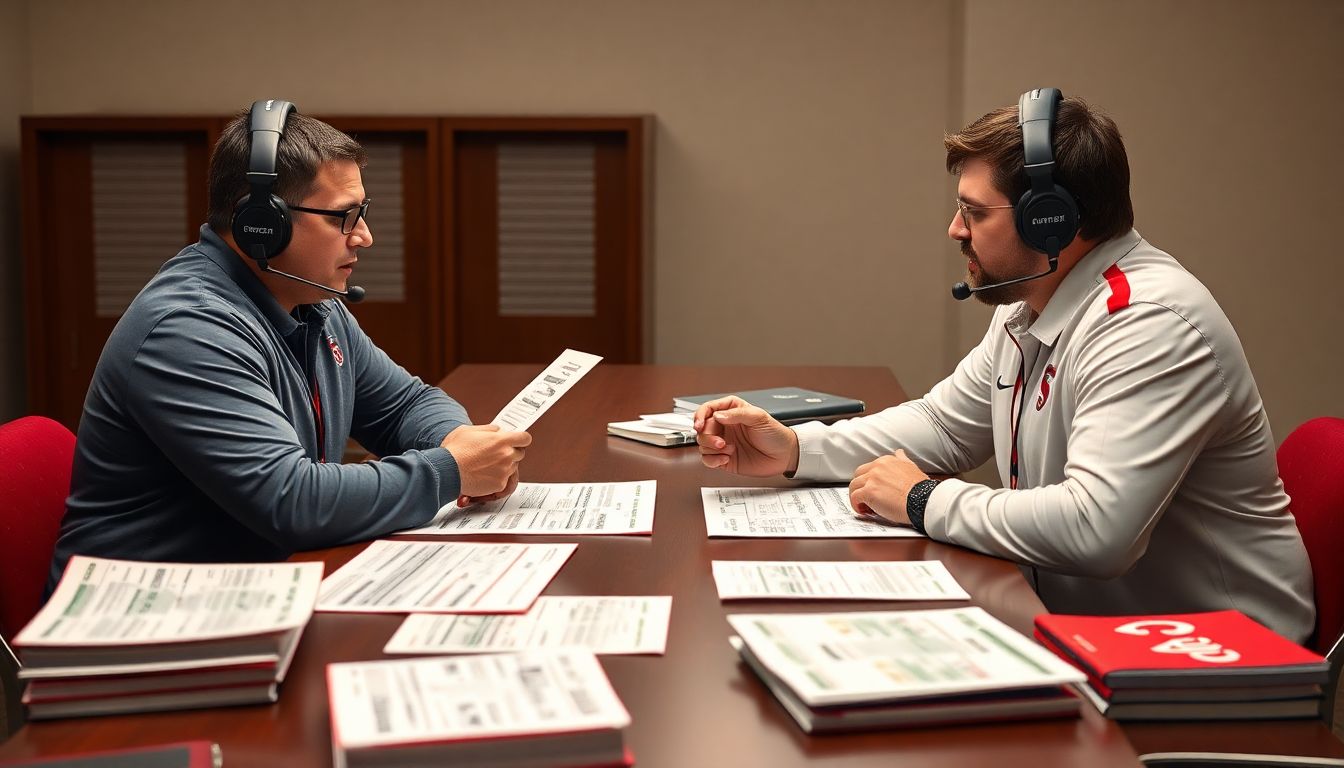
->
[231, 99, 298, 264]
[1014, 88, 1079, 257]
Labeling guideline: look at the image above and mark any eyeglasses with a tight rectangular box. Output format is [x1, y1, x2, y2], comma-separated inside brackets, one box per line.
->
[954, 198, 1013, 232]
[289, 199, 371, 235]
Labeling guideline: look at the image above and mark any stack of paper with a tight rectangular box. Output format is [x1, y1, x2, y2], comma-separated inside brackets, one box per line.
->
[328, 651, 632, 768]
[14, 556, 322, 719]
[728, 607, 1085, 733]
[1034, 610, 1329, 720]
[605, 413, 695, 447]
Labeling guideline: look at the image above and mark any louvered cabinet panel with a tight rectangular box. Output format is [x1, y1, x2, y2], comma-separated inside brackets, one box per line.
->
[449, 119, 647, 367]
[317, 118, 442, 387]
[91, 142, 189, 318]
[22, 120, 215, 430]
[353, 139, 406, 303]
[496, 142, 596, 318]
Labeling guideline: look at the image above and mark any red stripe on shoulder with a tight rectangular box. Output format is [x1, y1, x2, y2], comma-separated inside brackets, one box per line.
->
[1102, 263, 1131, 314]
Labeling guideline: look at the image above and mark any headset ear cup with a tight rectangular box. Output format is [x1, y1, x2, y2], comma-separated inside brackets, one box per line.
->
[1015, 186, 1079, 253]
[231, 194, 292, 260]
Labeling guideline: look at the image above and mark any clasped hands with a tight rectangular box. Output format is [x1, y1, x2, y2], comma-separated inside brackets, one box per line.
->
[441, 424, 532, 507]
[693, 396, 928, 526]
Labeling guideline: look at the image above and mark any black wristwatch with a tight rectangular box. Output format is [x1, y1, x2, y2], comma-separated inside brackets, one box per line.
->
[905, 478, 940, 535]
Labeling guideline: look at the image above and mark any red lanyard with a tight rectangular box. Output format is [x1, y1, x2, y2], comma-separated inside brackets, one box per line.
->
[1004, 324, 1029, 490]
[311, 377, 326, 464]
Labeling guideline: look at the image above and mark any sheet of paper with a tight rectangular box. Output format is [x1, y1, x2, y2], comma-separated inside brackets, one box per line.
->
[316, 540, 575, 614]
[384, 596, 672, 656]
[491, 348, 603, 432]
[328, 650, 631, 751]
[608, 420, 691, 437]
[702, 486, 924, 538]
[727, 607, 1086, 708]
[16, 557, 323, 646]
[712, 560, 969, 601]
[638, 412, 694, 430]
[409, 481, 655, 536]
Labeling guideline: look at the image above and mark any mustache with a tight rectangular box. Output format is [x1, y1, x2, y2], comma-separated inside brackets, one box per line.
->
[961, 241, 977, 260]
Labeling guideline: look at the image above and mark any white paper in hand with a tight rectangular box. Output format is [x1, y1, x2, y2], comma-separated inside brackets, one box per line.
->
[492, 349, 603, 432]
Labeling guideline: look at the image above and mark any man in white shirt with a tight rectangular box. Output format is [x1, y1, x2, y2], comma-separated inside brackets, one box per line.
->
[693, 89, 1314, 642]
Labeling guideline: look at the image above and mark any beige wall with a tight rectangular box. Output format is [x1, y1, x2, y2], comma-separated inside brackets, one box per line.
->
[960, 0, 1344, 447]
[4, 0, 1342, 450]
[0, 0, 30, 419]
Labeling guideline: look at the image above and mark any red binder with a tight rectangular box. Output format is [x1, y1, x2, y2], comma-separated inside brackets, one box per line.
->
[1033, 609, 1328, 689]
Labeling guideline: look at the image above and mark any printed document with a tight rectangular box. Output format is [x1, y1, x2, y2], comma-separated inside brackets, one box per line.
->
[727, 607, 1086, 707]
[492, 348, 602, 432]
[18, 556, 323, 646]
[316, 540, 575, 614]
[702, 486, 924, 538]
[384, 596, 672, 655]
[328, 650, 631, 751]
[712, 560, 969, 601]
[409, 481, 656, 535]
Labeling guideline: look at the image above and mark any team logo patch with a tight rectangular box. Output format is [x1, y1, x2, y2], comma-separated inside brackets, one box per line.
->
[327, 334, 344, 367]
[1036, 364, 1056, 410]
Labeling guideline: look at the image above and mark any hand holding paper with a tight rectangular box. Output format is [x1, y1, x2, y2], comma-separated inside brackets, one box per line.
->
[442, 424, 530, 504]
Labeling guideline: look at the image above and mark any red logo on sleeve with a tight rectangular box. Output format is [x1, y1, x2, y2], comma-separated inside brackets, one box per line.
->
[1035, 364, 1056, 410]
[326, 334, 344, 367]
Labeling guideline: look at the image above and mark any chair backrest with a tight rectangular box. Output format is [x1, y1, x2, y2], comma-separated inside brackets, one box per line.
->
[1277, 416, 1344, 658]
[0, 416, 76, 642]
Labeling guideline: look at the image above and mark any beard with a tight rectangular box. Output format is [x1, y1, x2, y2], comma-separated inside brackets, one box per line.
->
[962, 240, 1040, 306]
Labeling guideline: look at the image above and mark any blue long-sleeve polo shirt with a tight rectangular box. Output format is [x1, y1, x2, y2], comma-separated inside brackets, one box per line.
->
[49, 225, 469, 587]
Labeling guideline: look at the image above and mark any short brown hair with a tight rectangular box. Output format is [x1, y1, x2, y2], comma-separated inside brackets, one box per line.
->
[944, 96, 1133, 243]
[206, 110, 366, 234]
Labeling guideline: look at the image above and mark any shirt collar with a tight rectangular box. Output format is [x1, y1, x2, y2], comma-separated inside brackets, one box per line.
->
[198, 225, 332, 336]
[1024, 228, 1144, 345]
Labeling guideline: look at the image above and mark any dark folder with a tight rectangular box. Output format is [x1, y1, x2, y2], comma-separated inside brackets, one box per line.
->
[672, 387, 865, 425]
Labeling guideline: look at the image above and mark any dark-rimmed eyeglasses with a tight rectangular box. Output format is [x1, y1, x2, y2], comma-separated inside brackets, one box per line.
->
[289, 199, 370, 235]
[954, 198, 1013, 232]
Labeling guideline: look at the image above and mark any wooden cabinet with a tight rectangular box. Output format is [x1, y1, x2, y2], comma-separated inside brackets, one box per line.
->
[21, 115, 650, 430]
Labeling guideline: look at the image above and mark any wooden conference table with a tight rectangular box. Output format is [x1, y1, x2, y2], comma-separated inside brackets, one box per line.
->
[3, 364, 1342, 767]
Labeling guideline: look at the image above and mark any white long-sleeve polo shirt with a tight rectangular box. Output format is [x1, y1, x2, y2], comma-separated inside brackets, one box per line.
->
[793, 230, 1315, 642]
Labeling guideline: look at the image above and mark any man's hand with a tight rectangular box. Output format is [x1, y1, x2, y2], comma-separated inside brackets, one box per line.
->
[693, 396, 799, 477]
[441, 424, 531, 500]
[848, 449, 929, 525]
[457, 466, 520, 508]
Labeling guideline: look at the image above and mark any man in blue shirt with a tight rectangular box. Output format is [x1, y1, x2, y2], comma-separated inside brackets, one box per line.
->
[49, 108, 528, 584]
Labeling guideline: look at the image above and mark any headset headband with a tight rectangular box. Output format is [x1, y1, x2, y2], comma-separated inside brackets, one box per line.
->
[1018, 88, 1061, 198]
[246, 99, 296, 198]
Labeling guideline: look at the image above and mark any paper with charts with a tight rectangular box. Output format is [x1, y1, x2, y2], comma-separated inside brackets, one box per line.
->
[408, 481, 656, 535]
[19, 556, 323, 646]
[491, 348, 602, 432]
[316, 540, 575, 614]
[328, 651, 630, 754]
[702, 486, 924, 538]
[384, 596, 672, 656]
[712, 560, 968, 601]
[727, 607, 1086, 708]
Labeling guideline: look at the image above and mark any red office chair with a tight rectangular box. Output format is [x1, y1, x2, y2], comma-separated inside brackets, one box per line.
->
[1278, 417, 1344, 659]
[0, 416, 76, 643]
[1140, 416, 1344, 767]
